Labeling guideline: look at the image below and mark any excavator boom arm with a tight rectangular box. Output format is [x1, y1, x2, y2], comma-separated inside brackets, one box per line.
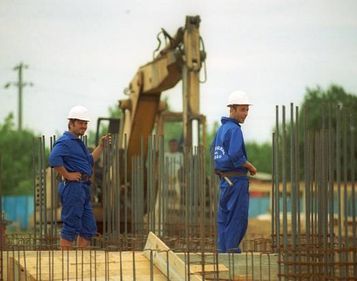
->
[119, 15, 204, 164]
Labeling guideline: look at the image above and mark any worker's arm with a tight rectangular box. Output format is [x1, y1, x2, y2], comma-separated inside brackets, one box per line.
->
[92, 134, 111, 162]
[243, 161, 257, 176]
[54, 166, 81, 181]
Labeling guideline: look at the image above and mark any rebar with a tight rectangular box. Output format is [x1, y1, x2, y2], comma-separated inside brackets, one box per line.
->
[0, 132, 277, 280]
[272, 104, 357, 280]
[2, 103, 356, 280]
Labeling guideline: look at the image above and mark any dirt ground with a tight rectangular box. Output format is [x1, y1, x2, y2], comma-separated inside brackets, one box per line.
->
[245, 218, 272, 239]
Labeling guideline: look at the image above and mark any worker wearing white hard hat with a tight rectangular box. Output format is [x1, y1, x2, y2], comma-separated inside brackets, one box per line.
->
[226, 90, 252, 106]
[49, 105, 111, 250]
[211, 91, 257, 253]
[67, 105, 91, 121]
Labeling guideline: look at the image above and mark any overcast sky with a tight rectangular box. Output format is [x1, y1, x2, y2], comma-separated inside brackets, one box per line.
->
[1, 0, 357, 143]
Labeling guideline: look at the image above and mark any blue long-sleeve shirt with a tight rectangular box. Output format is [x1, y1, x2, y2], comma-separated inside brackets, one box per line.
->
[48, 131, 94, 176]
[211, 117, 248, 174]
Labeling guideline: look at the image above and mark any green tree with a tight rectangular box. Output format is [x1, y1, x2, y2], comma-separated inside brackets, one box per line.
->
[245, 142, 272, 174]
[300, 84, 357, 131]
[301, 84, 357, 179]
[0, 114, 37, 195]
[275, 84, 357, 180]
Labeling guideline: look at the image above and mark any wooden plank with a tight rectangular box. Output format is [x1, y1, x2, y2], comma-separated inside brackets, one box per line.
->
[177, 252, 279, 281]
[7, 250, 168, 281]
[143, 232, 229, 281]
[189, 263, 228, 274]
[7, 256, 36, 281]
[4, 242, 278, 281]
[6, 256, 14, 281]
[144, 232, 199, 281]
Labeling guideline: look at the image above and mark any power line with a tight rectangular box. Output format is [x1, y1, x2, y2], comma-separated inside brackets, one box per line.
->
[4, 62, 33, 131]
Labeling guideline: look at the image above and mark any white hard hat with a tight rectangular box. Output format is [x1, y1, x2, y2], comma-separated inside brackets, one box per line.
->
[67, 105, 90, 121]
[227, 90, 251, 106]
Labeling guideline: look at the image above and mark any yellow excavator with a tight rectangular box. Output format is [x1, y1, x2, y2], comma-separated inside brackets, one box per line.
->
[92, 15, 207, 232]
[97, 15, 206, 160]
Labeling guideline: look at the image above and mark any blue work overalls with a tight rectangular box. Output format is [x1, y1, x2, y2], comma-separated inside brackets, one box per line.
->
[212, 117, 250, 253]
[49, 131, 97, 241]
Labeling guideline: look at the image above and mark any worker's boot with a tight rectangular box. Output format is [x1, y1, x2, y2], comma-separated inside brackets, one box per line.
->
[60, 238, 73, 250]
[77, 236, 90, 249]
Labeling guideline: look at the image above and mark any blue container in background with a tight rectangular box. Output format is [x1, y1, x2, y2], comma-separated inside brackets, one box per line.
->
[1, 196, 34, 230]
[249, 196, 270, 218]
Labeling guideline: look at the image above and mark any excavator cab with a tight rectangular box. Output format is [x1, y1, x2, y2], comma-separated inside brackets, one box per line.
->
[94, 117, 121, 146]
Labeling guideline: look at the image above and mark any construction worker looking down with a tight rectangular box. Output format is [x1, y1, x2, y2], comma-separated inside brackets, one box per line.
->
[211, 91, 257, 253]
[49, 105, 111, 250]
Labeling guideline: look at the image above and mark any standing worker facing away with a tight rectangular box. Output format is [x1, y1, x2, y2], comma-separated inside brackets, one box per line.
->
[49, 105, 111, 250]
[211, 91, 257, 253]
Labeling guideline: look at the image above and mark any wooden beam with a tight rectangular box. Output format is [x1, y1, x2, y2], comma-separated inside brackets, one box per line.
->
[5, 250, 168, 281]
[143, 232, 229, 281]
[143, 232, 202, 281]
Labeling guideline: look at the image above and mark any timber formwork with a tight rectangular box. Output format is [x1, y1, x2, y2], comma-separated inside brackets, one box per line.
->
[3, 233, 277, 281]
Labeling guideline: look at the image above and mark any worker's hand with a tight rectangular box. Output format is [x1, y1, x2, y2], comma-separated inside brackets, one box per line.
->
[54, 166, 81, 181]
[66, 172, 81, 181]
[248, 165, 257, 176]
[243, 161, 257, 176]
[99, 134, 112, 148]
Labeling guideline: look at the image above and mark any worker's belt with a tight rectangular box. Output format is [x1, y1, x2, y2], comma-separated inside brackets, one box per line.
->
[215, 171, 248, 177]
[79, 174, 91, 182]
[61, 174, 91, 183]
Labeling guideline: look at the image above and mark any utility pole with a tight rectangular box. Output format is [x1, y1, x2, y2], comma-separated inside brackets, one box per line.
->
[4, 62, 33, 131]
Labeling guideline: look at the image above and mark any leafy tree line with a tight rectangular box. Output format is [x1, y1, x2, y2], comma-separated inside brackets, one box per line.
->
[0, 114, 35, 195]
[245, 142, 272, 174]
[276, 84, 357, 180]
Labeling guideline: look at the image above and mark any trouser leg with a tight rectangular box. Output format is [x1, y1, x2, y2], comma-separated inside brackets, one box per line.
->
[79, 184, 97, 242]
[217, 178, 249, 253]
[217, 207, 227, 252]
[224, 179, 249, 252]
[217, 180, 230, 252]
[59, 182, 86, 242]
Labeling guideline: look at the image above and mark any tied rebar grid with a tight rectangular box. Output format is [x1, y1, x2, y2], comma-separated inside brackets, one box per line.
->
[98, 134, 219, 249]
[22, 134, 277, 280]
[272, 104, 357, 280]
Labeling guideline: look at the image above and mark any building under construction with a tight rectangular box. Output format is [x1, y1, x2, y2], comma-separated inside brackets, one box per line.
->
[0, 15, 356, 281]
[0, 103, 356, 280]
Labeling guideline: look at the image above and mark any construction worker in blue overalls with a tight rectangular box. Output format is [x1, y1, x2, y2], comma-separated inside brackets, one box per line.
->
[211, 91, 257, 253]
[49, 105, 110, 250]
